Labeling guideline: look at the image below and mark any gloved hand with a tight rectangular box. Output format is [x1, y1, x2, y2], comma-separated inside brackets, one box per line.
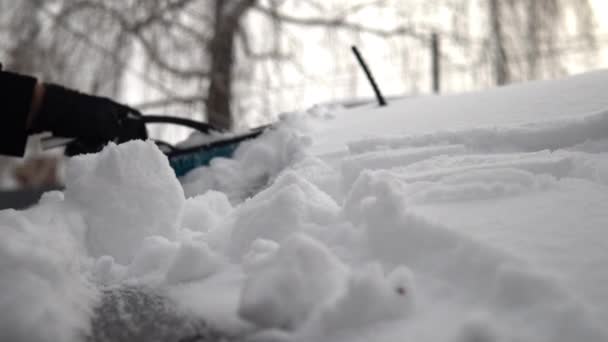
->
[30, 83, 147, 145]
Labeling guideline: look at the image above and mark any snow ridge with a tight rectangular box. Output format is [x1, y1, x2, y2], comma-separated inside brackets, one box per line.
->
[348, 107, 608, 154]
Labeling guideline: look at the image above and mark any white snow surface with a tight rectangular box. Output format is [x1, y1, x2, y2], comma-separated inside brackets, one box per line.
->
[2, 71, 608, 341]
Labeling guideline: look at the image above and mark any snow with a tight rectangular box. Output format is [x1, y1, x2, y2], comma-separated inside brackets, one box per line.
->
[312, 70, 608, 155]
[3, 70, 608, 341]
[228, 171, 342, 260]
[181, 191, 233, 233]
[126, 235, 178, 280]
[0, 194, 96, 342]
[180, 119, 311, 202]
[165, 240, 224, 285]
[65, 140, 184, 264]
[346, 107, 608, 154]
[239, 234, 348, 330]
[308, 264, 416, 335]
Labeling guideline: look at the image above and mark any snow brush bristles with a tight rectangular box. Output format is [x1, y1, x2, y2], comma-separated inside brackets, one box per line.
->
[141, 115, 269, 177]
[165, 126, 267, 177]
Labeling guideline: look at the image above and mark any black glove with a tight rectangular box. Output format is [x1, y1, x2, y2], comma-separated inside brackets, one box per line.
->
[31, 84, 147, 145]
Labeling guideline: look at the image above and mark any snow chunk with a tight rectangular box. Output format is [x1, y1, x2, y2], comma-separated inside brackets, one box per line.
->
[181, 190, 233, 232]
[313, 264, 415, 335]
[64, 140, 185, 264]
[229, 171, 341, 259]
[165, 240, 224, 284]
[0, 205, 96, 342]
[242, 239, 280, 272]
[91, 255, 126, 286]
[238, 234, 348, 330]
[127, 236, 178, 280]
[181, 123, 311, 202]
[343, 170, 409, 226]
[289, 156, 343, 203]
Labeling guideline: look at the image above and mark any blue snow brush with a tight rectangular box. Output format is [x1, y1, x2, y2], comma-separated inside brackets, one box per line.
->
[49, 114, 268, 177]
[163, 125, 267, 177]
[138, 115, 268, 177]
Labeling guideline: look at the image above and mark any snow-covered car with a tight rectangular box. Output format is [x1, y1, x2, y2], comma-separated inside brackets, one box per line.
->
[2, 70, 608, 342]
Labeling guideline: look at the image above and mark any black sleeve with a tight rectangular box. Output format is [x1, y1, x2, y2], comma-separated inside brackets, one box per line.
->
[0, 67, 37, 156]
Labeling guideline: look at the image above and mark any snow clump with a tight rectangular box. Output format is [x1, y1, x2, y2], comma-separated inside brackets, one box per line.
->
[181, 190, 233, 232]
[165, 240, 224, 284]
[310, 264, 416, 335]
[0, 200, 96, 342]
[64, 140, 185, 264]
[181, 121, 311, 202]
[238, 234, 348, 330]
[229, 171, 341, 259]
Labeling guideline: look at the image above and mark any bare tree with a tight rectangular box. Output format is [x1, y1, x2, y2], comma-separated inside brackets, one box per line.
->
[489, 0, 509, 85]
[482, 0, 597, 86]
[0, 0, 601, 133]
[44, 0, 426, 129]
[0, 0, 439, 130]
[206, 0, 256, 129]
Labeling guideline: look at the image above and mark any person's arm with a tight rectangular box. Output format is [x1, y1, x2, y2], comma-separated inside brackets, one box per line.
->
[0, 66, 38, 156]
[0, 65, 147, 157]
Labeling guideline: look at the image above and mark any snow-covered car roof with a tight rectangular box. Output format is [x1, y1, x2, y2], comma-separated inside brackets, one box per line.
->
[3, 70, 608, 342]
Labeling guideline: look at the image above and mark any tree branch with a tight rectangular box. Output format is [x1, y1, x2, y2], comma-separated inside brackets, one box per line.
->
[135, 95, 207, 111]
[236, 27, 292, 61]
[253, 3, 425, 40]
[40, 3, 179, 97]
[56, 1, 211, 80]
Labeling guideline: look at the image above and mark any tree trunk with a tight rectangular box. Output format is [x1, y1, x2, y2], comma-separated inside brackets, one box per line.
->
[206, 0, 236, 130]
[526, 0, 540, 80]
[7, 1, 41, 74]
[489, 0, 509, 85]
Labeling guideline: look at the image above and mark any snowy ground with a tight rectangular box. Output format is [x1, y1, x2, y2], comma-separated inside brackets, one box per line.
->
[2, 71, 608, 342]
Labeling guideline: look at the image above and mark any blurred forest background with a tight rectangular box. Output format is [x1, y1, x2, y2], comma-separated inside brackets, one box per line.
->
[0, 0, 605, 139]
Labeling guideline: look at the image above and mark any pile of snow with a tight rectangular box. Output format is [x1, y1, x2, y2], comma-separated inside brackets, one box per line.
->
[181, 118, 312, 202]
[228, 171, 342, 260]
[2, 71, 608, 341]
[65, 140, 184, 264]
[0, 193, 95, 342]
[239, 234, 348, 330]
